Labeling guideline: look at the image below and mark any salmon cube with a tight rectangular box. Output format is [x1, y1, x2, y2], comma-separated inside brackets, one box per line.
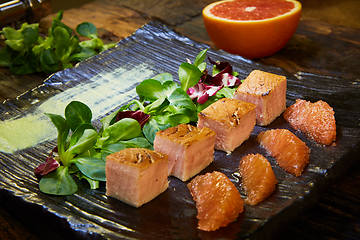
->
[154, 124, 216, 181]
[197, 98, 256, 153]
[105, 148, 168, 207]
[234, 70, 287, 126]
[257, 129, 310, 177]
[239, 154, 277, 205]
[283, 99, 336, 145]
[187, 171, 244, 231]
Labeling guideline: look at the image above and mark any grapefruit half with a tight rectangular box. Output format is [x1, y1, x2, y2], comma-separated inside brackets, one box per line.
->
[202, 0, 302, 59]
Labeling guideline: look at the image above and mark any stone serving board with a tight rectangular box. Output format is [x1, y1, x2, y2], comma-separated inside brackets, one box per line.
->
[1, 22, 359, 240]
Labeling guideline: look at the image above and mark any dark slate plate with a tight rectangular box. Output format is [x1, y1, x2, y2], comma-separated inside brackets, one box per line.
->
[0, 22, 359, 240]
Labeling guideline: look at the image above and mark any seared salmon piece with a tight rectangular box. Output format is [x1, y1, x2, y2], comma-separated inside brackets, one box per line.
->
[257, 129, 310, 177]
[154, 124, 216, 181]
[283, 99, 336, 145]
[234, 70, 287, 126]
[239, 154, 277, 205]
[106, 148, 168, 207]
[197, 98, 256, 153]
[187, 171, 244, 231]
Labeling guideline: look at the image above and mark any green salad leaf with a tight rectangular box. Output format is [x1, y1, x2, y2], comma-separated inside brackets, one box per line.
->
[65, 101, 92, 131]
[39, 166, 78, 195]
[0, 11, 116, 75]
[95, 118, 142, 149]
[76, 22, 97, 39]
[178, 62, 202, 91]
[74, 157, 106, 181]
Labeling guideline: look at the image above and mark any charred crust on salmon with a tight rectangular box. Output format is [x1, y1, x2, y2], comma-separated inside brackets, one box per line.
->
[146, 152, 155, 164]
[107, 148, 166, 168]
[261, 90, 270, 96]
[198, 98, 256, 127]
[156, 124, 215, 147]
[154, 124, 216, 181]
[199, 112, 206, 117]
[197, 98, 256, 152]
[237, 70, 286, 95]
[136, 153, 143, 164]
[234, 70, 287, 126]
[230, 109, 245, 126]
[187, 124, 193, 132]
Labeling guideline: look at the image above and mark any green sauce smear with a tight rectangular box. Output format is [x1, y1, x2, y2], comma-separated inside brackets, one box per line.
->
[0, 63, 154, 153]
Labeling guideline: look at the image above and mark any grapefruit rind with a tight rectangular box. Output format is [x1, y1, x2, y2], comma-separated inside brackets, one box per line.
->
[202, 0, 302, 58]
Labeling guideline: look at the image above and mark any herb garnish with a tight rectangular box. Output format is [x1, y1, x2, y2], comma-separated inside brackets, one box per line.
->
[35, 49, 241, 195]
[0, 11, 115, 75]
[35, 101, 148, 195]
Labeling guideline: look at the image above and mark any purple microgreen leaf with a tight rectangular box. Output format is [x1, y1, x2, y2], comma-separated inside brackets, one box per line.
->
[197, 93, 209, 105]
[208, 56, 233, 74]
[34, 147, 60, 178]
[202, 71, 241, 87]
[206, 84, 224, 96]
[187, 82, 223, 104]
[187, 82, 206, 100]
[201, 57, 241, 87]
[199, 69, 209, 83]
[219, 72, 241, 87]
[186, 56, 240, 105]
[115, 110, 150, 128]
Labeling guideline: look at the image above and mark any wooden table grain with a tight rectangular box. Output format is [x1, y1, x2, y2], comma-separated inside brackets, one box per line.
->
[1, 0, 359, 239]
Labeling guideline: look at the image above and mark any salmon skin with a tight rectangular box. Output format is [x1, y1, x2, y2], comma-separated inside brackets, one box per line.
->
[106, 148, 168, 207]
[234, 70, 287, 126]
[197, 98, 256, 153]
[283, 99, 336, 145]
[257, 129, 310, 177]
[187, 171, 244, 231]
[154, 124, 216, 181]
[239, 154, 277, 205]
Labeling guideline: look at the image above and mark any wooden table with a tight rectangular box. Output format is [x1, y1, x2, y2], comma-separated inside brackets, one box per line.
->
[1, 0, 360, 239]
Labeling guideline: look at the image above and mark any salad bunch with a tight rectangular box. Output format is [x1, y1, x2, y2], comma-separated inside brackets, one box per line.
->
[0, 11, 115, 74]
[35, 49, 242, 195]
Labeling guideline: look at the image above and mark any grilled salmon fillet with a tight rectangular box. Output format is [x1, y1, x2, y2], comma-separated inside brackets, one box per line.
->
[283, 99, 336, 145]
[234, 70, 287, 126]
[106, 148, 168, 207]
[257, 129, 310, 177]
[197, 98, 256, 153]
[154, 124, 216, 181]
[239, 154, 277, 205]
[187, 171, 244, 231]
